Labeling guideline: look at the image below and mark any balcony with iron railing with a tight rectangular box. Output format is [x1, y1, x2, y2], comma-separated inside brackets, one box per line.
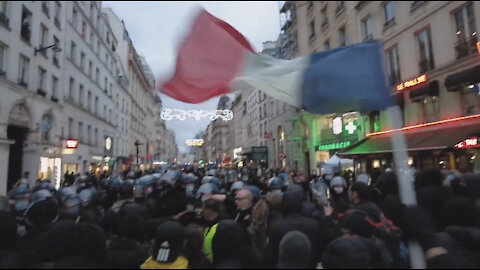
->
[454, 37, 478, 59]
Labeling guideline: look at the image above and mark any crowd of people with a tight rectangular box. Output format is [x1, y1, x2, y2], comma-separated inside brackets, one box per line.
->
[1, 164, 480, 269]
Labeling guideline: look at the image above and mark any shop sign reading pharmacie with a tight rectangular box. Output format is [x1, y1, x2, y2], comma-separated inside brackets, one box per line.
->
[317, 141, 352, 151]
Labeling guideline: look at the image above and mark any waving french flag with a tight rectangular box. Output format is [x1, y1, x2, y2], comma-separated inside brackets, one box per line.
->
[160, 9, 393, 114]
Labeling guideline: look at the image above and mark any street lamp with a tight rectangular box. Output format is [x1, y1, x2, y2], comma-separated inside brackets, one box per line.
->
[35, 44, 62, 56]
[134, 140, 143, 168]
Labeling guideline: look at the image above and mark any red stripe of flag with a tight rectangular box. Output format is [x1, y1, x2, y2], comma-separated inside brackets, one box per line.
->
[160, 9, 255, 103]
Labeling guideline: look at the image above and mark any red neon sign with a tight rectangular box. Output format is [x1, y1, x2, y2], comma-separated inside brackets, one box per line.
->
[397, 74, 427, 91]
[455, 137, 480, 149]
[477, 42, 480, 55]
[367, 113, 480, 137]
[66, 139, 79, 149]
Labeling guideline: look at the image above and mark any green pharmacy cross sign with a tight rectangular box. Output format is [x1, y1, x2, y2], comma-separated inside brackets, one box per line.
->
[317, 141, 352, 151]
[345, 122, 357, 134]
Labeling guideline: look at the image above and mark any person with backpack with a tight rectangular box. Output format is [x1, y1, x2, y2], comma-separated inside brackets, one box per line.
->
[347, 182, 409, 268]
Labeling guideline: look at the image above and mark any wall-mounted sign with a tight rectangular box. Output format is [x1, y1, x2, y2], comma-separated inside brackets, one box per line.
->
[397, 74, 427, 91]
[317, 141, 352, 151]
[233, 147, 243, 159]
[477, 42, 480, 55]
[105, 137, 112, 151]
[345, 122, 357, 135]
[264, 132, 271, 140]
[186, 139, 204, 147]
[333, 117, 343, 135]
[66, 139, 79, 149]
[455, 137, 480, 149]
[104, 136, 114, 156]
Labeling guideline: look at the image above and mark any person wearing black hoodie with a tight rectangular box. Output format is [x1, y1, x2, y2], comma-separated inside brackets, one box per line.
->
[0, 211, 23, 269]
[277, 230, 311, 269]
[282, 184, 324, 268]
[211, 220, 259, 269]
[104, 203, 150, 269]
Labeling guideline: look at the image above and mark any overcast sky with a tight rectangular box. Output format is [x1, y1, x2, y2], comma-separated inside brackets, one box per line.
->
[103, 1, 281, 153]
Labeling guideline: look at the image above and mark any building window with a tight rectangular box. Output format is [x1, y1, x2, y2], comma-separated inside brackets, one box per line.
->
[309, 21, 316, 42]
[70, 41, 76, 62]
[422, 96, 439, 123]
[51, 75, 58, 98]
[88, 61, 92, 77]
[0, 2, 8, 26]
[81, 20, 87, 39]
[90, 2, 94, 19]
[95, 96, 98, 114]
[53, 36, 60, 67]
[104, 77, 108, 92]
[87, 91, 91, 112]
[90, 32, 94, 47]
[384, 1, 395, 26]
[40, 24, 49, 57]
[386, 46, 401, 87]
[336, 1, 344, 13]
[460, 84, 480, 115]
[21, 7, 32, 43]
[104, 105, 107, 120]
[87, 125, 91, 145]
[324, 39, 330, 51]
[37, 67, 46, 91]
[417, 28, 434, 73]
[411, 1, 425, 10]
[41, 114, 52, 141]
[41, 1, 49, 17]
[80, 52, 85, 71]
[54, 2, 61, 29]
[321, 6, 328, 29]
[69, 77, 74, 100]
[362, 15, 373, 41]
[339, 26, 346, 47]
[454, 3, 477, 59]
[68, 118, 73, 138]
[18, 55, 29, 86]
[97, 41, 101, 56]
[95, 68, 99, 82]
[78, 122, 83, 142]
[79, 84, 84, 107]
[72, 6, 77, 29]
[94, 128, 98, 146]
[0, 44, 6, 74]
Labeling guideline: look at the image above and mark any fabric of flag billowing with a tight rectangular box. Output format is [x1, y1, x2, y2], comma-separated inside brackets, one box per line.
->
[160, 8, 393, 114]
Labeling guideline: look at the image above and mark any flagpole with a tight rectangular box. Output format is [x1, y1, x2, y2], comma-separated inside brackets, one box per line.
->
[387, 106, 426, 269]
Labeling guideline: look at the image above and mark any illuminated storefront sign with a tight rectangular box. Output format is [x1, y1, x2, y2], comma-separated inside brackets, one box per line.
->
[477, 42, 480, 55]
[317, 141, 352, 151]
[455, 137, 480, 149]
[397, 74, 427, 91]
[186, 139, 204, 147]
[66, 139, 79, 149]
[345, 122, 357, 134]
[233, 147, 243, 159]
[333, 117, 343, 135]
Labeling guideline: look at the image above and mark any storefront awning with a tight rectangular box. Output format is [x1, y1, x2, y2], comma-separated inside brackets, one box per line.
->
[410, 80, 439, 100]
[445, 65, 480, 91]
[340, 118, 480, 156]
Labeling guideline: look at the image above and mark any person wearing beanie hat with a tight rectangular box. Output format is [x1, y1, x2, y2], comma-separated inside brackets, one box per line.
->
[277, 231, 311, 269]
[141, 221, 188, 269]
